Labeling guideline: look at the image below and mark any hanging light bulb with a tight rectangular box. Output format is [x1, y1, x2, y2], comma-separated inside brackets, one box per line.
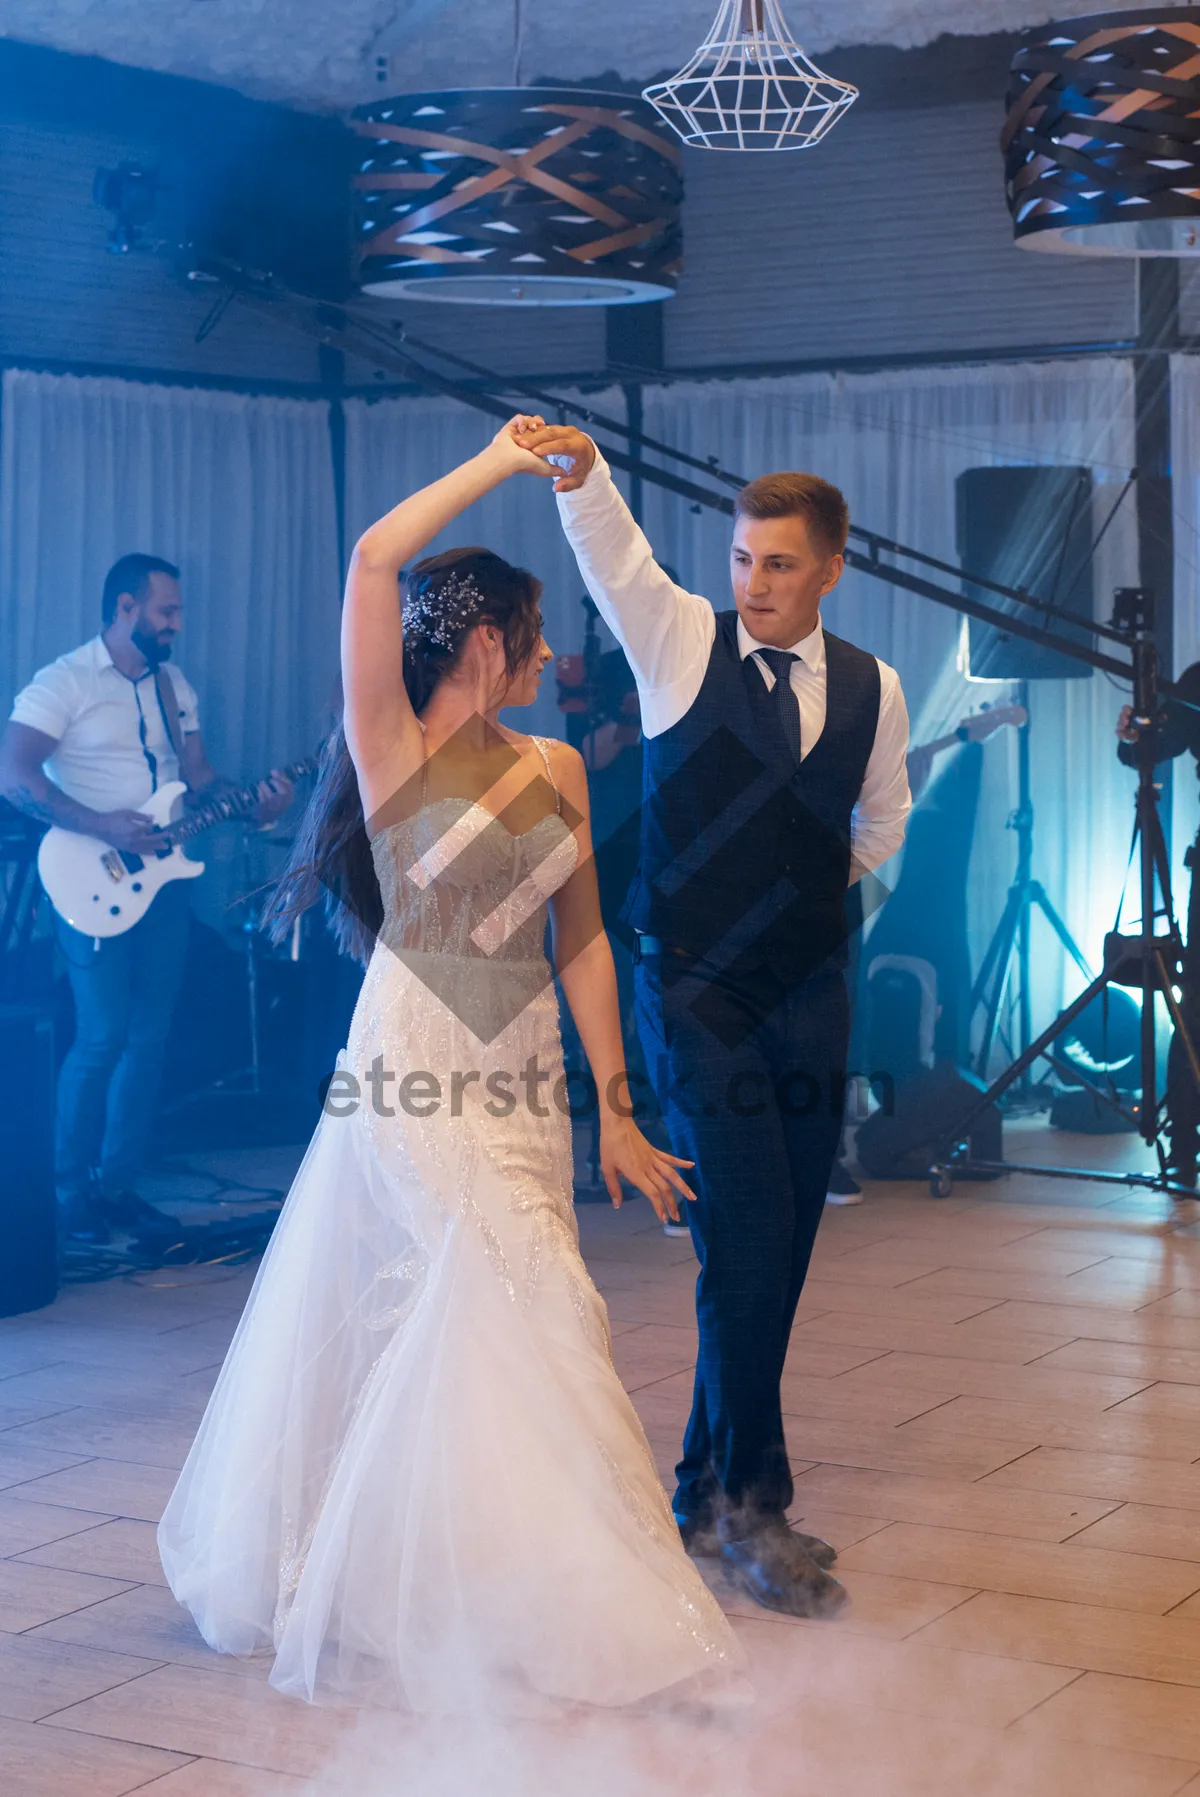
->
[642, 0, 857, 151]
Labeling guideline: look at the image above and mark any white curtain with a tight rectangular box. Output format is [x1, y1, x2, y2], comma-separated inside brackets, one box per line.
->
[641, 362, 1139, 1039]
[342, 390, 629, 740]
[0, 369, 342, 925]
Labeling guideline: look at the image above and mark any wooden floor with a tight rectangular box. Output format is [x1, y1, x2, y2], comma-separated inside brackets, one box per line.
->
[5, 1126, 1200, 1794]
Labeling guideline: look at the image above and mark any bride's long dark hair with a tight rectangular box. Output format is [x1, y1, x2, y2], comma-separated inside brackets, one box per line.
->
[264, 546, 544, 966]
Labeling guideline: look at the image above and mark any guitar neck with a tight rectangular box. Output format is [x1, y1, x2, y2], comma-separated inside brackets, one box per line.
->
[911, 731, 959, 761]
[167, 755, 317, 845]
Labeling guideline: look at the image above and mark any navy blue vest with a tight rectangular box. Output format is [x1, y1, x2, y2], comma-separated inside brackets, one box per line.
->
[622, 610, 880, 985]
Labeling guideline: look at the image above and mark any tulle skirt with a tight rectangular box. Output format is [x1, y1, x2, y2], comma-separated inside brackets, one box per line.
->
[158, 945, 741, 1711]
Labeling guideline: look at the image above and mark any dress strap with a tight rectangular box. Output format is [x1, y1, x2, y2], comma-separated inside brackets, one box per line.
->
[532, 735, 562, 816]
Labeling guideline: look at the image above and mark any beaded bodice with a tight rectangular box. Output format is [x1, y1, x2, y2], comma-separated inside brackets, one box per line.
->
[369, 737, 577, 964]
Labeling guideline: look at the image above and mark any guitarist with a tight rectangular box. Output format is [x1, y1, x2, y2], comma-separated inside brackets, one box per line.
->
[0, 553, 292, 1245]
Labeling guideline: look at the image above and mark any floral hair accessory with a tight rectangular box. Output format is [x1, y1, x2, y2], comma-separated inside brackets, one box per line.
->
[402, 572, 489, 651]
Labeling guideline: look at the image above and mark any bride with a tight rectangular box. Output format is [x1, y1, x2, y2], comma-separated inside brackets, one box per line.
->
[157, 415, 742, 1712]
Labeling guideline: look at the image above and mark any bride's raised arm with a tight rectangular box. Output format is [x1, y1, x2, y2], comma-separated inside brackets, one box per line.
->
[341, 415, 555, 816]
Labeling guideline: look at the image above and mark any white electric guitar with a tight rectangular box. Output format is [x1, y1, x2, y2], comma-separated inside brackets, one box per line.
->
[38, 754, 317, 938]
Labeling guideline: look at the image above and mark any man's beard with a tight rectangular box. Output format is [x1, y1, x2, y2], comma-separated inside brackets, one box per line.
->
[131, 627, 172, 666]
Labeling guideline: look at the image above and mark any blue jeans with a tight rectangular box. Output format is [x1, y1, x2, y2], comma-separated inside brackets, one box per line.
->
[53, 883, 191, 1200]
[634, 952, 850, 1521]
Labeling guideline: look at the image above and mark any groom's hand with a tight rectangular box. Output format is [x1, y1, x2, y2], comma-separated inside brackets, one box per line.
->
[513, 423, 597, 493]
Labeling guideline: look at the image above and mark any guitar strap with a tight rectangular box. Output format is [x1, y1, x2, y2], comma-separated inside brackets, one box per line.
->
[153, 665, 190, 788]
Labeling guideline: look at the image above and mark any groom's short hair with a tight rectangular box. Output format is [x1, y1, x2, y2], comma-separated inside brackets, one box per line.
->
[735, 472, 849, 557]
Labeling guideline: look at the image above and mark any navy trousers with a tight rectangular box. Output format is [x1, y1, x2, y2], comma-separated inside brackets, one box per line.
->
[53, 883, 191, 1202]
[634, 951, 850, 1521]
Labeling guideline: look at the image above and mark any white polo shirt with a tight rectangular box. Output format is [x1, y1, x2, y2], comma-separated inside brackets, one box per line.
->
[9, 636, 200, 814]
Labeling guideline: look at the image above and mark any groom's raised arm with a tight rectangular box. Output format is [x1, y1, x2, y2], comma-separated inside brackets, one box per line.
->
[518, 426, 715, 737]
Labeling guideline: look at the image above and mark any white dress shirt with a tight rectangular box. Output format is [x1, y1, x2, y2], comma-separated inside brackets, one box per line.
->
[557, 451, 911, 872]
[9, 635, 200, 814]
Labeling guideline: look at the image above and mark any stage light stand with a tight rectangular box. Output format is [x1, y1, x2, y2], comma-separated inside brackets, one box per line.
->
[931, 588, 1200, 1201]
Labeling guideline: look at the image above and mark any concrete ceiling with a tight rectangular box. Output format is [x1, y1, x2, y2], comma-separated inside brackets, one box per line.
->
[0, 1, 1173, 113]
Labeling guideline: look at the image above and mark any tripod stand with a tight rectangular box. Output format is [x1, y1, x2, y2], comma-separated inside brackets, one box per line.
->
[932, 589, 1200, 1200]
[970, 687, 1093, 1093]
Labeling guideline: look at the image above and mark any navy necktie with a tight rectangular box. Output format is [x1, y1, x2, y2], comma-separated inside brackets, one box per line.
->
[757, 647, 801, 766]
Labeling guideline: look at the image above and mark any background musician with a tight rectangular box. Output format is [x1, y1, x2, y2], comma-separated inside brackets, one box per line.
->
[0, 553, 293, 1245]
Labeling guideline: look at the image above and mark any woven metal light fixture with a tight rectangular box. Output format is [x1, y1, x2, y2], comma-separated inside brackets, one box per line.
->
[642, 0, 857, 152]
[352, 89, 682, 305]
[1004, 8, 1200, 255]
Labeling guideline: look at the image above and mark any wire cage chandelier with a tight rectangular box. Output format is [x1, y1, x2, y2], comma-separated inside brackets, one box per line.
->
[642, 0, 858, 151]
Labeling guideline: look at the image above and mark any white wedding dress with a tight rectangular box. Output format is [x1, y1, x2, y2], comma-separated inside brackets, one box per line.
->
[158, 737, 740, 1712]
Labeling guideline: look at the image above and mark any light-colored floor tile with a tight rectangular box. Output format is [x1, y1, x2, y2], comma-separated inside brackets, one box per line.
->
[804, 1567, 979, 1638]
[897, 1394, 1200, 1462]
[610, 1323, 698, 1391]
[5, 1146, 1200, 1797]
[0, 1495, 115, 1556]
[135, 1760, 312, 1796]
[840, 1521, 1200, 1613]
[0, 1440, 91, 1493]
[732, 1611, 1080, 1727]
[791, 1464, 1119, 1541]
[775, 1414, 1033, 1481]
[829, 1236, 1112, 1275]
[966, 1300, 1200, 1349]
[0, 1713, 189, 1797]
[708, 1690, 1198, 1797]
[782, 1339, 894, 1379]
[830, 1350, 1154, 1408]
[3, 1409, 196, 1472]
[0, 1362, 184, 1411]
[1012, 1669, 1200, 1763]
[0, 1630, 161, 1723]
[785, 1504, 894, 1551]
[12, 1458, 181, 1524]
[27, 1582, 268, 1675]
[50, 1661, 355, 1776]
[783, 1374, 952, 1427]
[1073, 1504, 1200, 1564]
[981, 1449, 1200, 1511]
[792, 1310, 1077, 1362]
[917, 1590, 1200, 1684]
[0, 1560, 136, 1632]
[803, 1254, 949, 1288]
[17, 1518, 168, 1586]
[795, 1278, 1005, 1325]
[899, 1265, 1184, 1309]
[0, 1398, 82, 1432]
[1108, 1382, 1200, 1423]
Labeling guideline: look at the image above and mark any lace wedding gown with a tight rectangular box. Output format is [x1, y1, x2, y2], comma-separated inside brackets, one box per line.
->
[158, 737, 740, 1711]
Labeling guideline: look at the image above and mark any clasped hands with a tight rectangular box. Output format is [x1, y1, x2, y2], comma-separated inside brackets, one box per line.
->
[488, 414, 597, 493]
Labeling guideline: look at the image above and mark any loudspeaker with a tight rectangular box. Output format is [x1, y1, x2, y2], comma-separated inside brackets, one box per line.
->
[0, 1004, 58, 1316]
[855, 1063, 1002, 1180]
[956, 465, 1095, 681]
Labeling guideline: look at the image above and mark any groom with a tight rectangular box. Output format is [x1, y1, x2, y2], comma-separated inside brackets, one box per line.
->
[518, 422, 910, 1619]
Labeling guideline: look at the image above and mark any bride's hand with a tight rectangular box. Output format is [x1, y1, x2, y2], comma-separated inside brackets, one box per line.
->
[485, 414, 559, 480]
[600, 1117, 696, 1224]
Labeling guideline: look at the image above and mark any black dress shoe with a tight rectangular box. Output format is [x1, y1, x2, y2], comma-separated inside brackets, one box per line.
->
[677, 1515, 722, 1556]
[718, 1516, 849, 1619]
[680, 1510, 837, 1570]
[780, 1520, 837, 1571]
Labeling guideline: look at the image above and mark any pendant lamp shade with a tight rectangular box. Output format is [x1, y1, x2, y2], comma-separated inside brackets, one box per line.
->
[642, 0, 857, 152]
[352, 89, 682, 305]
[1004, 8, 1200, 255]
